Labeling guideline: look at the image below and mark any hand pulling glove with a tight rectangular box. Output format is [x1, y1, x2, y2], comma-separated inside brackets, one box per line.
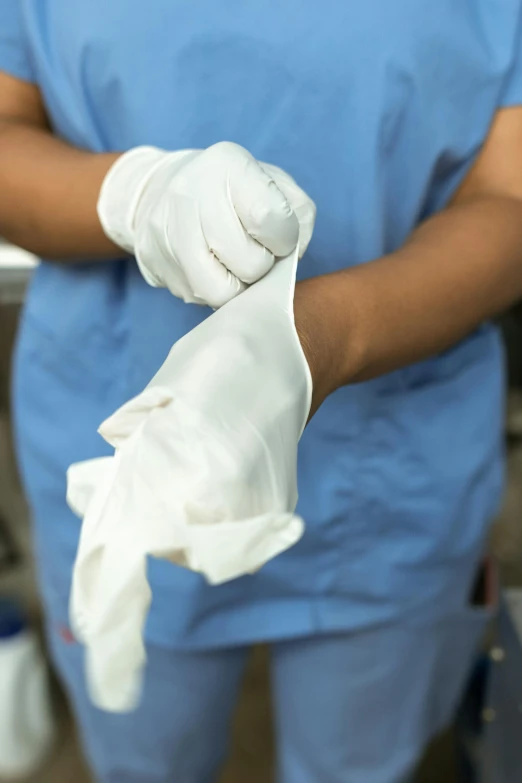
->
[98, 141, 316, 308]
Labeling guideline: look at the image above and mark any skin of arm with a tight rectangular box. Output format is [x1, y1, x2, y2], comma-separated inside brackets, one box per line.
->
[294, 108, 522, 414]
[2, 71, 522, 416]
[0, 72, 119, 258]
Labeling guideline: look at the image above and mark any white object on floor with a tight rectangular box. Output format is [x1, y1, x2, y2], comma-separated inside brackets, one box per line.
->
[0, 242, 38, 304]
[67, 250, 312, 712]
[0, 243, 38, 270]
[0, 602, 55, 780]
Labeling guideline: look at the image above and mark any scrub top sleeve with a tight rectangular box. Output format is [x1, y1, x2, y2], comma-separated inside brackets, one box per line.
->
[0, 1, 35, 83]
[499, 8, 522, 107]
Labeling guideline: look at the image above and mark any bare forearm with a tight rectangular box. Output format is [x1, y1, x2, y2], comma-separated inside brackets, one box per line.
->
[349, 195, 522, 379]
[295, 195, 522, 406]
[0, 119, 120, 258]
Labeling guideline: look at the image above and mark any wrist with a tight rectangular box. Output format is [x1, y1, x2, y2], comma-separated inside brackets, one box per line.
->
[293, 271, 369, 411]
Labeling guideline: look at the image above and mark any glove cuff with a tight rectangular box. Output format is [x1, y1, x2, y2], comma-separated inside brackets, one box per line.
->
[97, 146, 170, 253]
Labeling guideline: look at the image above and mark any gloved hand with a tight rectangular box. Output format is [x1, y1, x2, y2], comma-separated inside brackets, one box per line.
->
[98, 141, 316, 308]
[67, 251, 312, 712]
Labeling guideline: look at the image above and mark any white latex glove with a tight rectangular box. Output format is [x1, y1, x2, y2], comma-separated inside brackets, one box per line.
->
[98, 142, 316, 308]
[67, 251, 312, 712]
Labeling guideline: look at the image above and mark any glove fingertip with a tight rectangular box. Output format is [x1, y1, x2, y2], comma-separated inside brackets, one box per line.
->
[98, 388, 174, 447]
[248, 206, 300, 258]
[66, 457, 113, 517]
[86, 644, 145, 713]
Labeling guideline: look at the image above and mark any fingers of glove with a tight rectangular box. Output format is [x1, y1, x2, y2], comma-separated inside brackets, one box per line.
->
[204, 142, 299, 258]
[69, 456, 121, 642]
[259, 162, 316, 258]
[66, 457, 114, 518]
[84, 548, 151, 712]
[166, 193, 246, 308]
[185, 508, 305, 584]
[98, 387, 173, 448]
[199, 184, 276, 285]
[86, 633, 146, 713]
[133, 201, 200, 303]
[79, 430, 190, 712]
[70, 543, 104, 645]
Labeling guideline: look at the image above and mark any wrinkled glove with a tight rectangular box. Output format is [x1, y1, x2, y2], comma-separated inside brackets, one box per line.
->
[67, 251, 312, 712]
[98, 141, 316, 308]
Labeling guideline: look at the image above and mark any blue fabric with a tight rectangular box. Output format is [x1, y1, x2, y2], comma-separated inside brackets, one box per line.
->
[2, 0, 520, 650]
[0, 1, 34, 82]
[46, 603, 489, 782]
[500, 1, 522, 107]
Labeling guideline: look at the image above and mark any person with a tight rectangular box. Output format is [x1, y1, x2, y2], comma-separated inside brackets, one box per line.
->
[1, 2, 522, 781]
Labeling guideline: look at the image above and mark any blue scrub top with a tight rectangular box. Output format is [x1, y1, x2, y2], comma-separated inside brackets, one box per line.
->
[1, 0, 522, 648]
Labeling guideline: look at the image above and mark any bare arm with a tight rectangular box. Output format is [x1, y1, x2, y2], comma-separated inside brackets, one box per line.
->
[295, 108, 522, 412]
[0, 72, 120, 258]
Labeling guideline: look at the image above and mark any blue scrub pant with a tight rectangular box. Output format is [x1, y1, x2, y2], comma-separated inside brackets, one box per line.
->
[46, 608, 487, 783]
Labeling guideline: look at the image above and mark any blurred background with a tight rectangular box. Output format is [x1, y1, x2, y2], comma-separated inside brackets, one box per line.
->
[1, 240, 522, 783]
